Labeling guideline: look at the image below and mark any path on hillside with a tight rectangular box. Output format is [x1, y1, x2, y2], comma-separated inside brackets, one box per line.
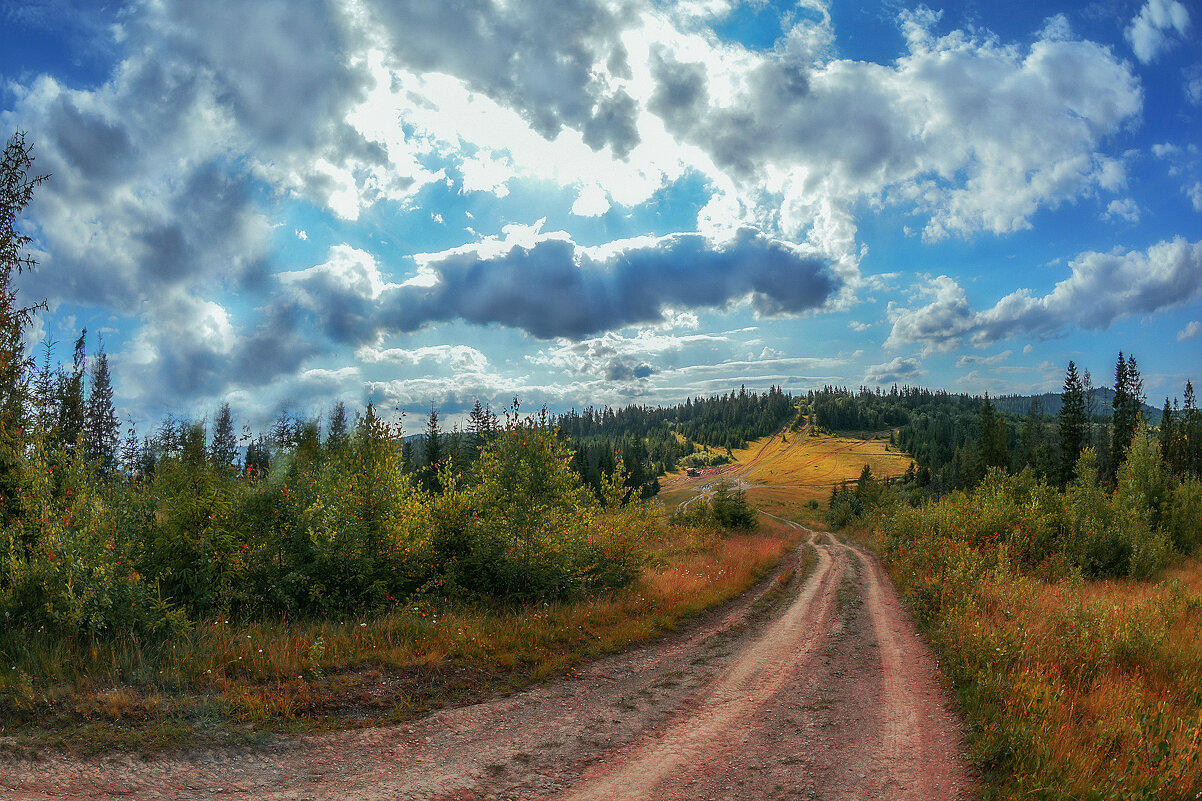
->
[1, 522, 974, 800]
[674, 421, 810, 513]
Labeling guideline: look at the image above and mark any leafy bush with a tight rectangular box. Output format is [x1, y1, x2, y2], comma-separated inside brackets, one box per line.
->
[1, 405, 657, 637]
[671, 481, 757, 530]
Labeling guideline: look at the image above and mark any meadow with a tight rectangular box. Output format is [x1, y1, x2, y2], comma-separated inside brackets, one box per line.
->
[658, 425, 912, 526]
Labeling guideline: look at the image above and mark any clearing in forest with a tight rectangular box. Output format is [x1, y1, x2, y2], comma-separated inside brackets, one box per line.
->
[660, 426, 913, 522]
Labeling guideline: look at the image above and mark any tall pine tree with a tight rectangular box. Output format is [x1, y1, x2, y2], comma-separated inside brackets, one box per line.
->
[1111, 352, 1144, 469]
[210, 402, 237, 468]
[0, 132, 48, 523]
[56, 329, 87, 451]
[1058, 360, 1088, 485]
[326, 400, 349, 450]
[422, 405, 443, 493]
[1184, 381, 1200, 477]
[83, 344, 119, 473]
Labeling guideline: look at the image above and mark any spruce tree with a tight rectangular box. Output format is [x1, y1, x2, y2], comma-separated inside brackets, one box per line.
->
[1020, 396, 1050, 478]
[1159, 397, 1176, 473]
[210, 402, 237, 468]
[1111, 352, 1144, 469]
[119, 420, 141, 477]
[0, 132, 48, 524]
[56, 329, 87, 452]
[83, 344, 119, 473]
[31, 337, 56, 434]
[137, 435, 157, 478]
[467, 399, 489, 449]
[244, 435, 270, 476]
[422, 405, 443, 493]
[1058, 360, 1087, 485]
[977, 394, 1008, 473]
[326, 400, 349, 450]
[270, 409, 295, 452]
[1184, 381, 1200, 477]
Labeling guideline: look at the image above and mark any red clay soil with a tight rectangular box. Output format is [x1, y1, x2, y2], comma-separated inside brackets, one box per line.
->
[0, 526, 975, 800]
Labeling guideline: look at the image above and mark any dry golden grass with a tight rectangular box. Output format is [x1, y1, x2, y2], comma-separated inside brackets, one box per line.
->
[660, 428, 912, 523]
[954, 561, 1202, 797]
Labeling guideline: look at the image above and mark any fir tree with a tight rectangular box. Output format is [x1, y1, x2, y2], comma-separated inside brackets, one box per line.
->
[1159, 397, 1177, 473]
[1184, 381, 1200, 477]
[270, 409, 294, 452]
[137, 435, 157, 478]
[0, 132, 48, 524]
[56, 329, 87, 451]
[210, 402, 237, 468]
[119, 420, 141, 477]
[1058, 360, 1088, 485]
[467, 399, 490, 449]
[31, 337, 56, 434]
[155, 414, 181, 457]
[244, 435, 270, 476]
[422, 405, 443, 493]
[1020, 396, 1050, 478]
[977, 394, 1008, 473]
[83, 344, 119, 473]
[1111, 352, 1144, 469]
[326, 400, 349, 450]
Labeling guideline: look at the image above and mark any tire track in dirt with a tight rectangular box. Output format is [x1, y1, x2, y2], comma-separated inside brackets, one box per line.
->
[553, 535, 840, 800]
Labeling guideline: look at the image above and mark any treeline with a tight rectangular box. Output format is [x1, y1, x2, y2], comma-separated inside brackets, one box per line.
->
[813, 354, 1201, 494]
[554, 384, 796, 496]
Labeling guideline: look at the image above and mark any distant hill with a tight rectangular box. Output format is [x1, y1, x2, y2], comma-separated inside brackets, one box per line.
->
[993, 387, 1162, 424]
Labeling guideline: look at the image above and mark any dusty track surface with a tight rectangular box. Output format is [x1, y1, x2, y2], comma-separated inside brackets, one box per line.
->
[1, 525, 974, 800]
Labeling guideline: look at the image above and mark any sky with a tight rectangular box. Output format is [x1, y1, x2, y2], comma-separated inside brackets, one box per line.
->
[1, 0, 1200, 433]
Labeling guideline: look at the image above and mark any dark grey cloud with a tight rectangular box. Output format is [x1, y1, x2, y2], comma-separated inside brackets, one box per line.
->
[121, 299, 322, 408]
[604, 359, 656, 381]
[366, 0, 642, 158]
[375, 228, 836, 340]
[283, 228, 838, 343]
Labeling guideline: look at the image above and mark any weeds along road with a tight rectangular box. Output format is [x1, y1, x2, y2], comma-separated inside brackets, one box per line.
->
[2, 518, 974, 801]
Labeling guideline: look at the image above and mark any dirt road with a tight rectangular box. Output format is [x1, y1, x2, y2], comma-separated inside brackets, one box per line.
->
[1, 525, 974, 800]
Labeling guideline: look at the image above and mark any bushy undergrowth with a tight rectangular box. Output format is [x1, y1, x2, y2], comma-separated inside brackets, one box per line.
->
[850, 428, 1202, 798]
[669, 481, 758, 530]
[0, 412, 650, 641]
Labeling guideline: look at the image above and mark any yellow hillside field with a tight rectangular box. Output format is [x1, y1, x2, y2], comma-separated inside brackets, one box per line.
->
[659, 428, 913, 522]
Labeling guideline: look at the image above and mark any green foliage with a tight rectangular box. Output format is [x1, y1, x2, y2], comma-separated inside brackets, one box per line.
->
[1, 437, 189, 637]
[0, 396, 657, 638]
[671, 481, 757, 530]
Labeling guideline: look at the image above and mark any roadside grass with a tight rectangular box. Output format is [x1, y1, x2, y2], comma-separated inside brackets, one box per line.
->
[858, 524, 1202, 799]
[0, 519, 799, 752]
